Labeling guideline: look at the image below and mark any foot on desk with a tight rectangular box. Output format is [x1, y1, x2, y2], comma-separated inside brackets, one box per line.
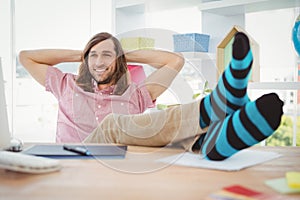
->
[200, 93, 284, 161]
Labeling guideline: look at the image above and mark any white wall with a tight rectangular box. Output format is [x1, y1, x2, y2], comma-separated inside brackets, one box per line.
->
[0, 0, 13, 133]
[15, 0, 113, 51]
[202, 12, 245, 54]
[145, 7, 202, 34]
[246, 8, 297, 82]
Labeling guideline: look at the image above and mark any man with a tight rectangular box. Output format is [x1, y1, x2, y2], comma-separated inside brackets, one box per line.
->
[19, 32, 184, 143]
[20, 32, 284, 161]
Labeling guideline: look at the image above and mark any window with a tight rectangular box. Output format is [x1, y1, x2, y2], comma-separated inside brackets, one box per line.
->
[13, 0, 113, 142]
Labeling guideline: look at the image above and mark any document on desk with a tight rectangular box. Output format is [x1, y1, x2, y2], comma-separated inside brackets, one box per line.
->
[22, 144, 127, 159]
[157, 149, 281, 171]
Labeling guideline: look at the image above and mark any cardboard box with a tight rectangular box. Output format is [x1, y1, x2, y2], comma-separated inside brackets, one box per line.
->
[120, 37, 155, 51]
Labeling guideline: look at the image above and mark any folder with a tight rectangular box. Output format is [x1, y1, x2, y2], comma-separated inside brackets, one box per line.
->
[22, 144, 127, 159]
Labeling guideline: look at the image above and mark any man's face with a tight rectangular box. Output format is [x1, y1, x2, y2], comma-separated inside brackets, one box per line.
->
[88, 39, 117, 85]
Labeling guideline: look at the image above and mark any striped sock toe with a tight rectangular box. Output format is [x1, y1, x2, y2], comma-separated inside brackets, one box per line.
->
[200, 93, 284, 161]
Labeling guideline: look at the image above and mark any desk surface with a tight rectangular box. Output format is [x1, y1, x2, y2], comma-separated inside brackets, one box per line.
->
[1, 145, 300, 200]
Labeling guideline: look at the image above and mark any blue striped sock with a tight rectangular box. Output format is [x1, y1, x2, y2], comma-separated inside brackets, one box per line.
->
[199, 32, 252, 129]
[201, 93, 283, 161]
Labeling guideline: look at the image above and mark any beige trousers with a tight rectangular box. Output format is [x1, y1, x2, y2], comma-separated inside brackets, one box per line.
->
[84, 100, 207, 151]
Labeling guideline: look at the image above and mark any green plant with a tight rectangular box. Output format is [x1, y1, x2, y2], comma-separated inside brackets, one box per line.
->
[192, 80, 212, 99]
[265, 115, 298, 146]
[156, 103, 180, 110]
[157, 81, 212, 110]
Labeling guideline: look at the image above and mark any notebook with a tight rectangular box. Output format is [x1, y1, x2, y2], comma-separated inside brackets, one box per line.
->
[22, 144, 127, 159]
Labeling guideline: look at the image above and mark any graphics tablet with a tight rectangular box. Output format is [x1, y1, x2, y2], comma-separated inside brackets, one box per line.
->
[22, 144, 127, 159]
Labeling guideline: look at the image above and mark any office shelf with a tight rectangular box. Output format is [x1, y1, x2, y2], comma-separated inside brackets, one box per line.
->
[248, 82, 300, 90]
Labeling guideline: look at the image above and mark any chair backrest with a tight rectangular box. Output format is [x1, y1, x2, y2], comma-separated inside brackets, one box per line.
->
[127, 64, 146, 85]
[128, 64, 156, 107]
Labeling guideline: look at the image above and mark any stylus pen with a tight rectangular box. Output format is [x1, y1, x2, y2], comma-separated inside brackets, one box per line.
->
[63, 145, 91, 156]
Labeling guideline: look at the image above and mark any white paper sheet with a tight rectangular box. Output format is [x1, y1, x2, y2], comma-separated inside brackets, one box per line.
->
[157, 149, 281, 171]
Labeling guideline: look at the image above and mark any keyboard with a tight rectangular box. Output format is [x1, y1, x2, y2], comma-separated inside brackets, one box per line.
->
[0, 151, 62, 174]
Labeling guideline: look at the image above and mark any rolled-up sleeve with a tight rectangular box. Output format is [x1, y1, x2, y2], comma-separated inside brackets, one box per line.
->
[45, 67, 74, 100]
[137, 84, 155, 111]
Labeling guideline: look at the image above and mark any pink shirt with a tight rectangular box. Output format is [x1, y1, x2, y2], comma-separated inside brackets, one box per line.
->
[45, 67, 154, 143]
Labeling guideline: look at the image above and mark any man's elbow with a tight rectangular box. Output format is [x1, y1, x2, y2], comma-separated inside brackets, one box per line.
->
[174, 52, 185, 72]
[18, 50, 32, 69]
[18, 51, 28, 66]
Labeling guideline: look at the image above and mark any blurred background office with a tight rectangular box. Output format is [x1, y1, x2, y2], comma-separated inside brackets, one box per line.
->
[0, 0, 299, 146]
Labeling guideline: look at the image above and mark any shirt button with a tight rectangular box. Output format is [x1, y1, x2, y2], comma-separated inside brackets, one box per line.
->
[98, 105, 101, 108]
[121, 103, 124, 106]
[96, 117, 99, 121]
[75, 93, 78, 97]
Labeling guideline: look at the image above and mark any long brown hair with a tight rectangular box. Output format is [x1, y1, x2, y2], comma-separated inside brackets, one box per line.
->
[76, 32, 129, 95]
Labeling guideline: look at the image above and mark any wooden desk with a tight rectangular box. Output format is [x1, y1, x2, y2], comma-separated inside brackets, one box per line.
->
[0, 146, 299, 200]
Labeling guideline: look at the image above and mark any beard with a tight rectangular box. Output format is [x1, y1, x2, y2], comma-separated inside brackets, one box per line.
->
[95, 75, 113, 85]
[89, 69, 114, 85]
